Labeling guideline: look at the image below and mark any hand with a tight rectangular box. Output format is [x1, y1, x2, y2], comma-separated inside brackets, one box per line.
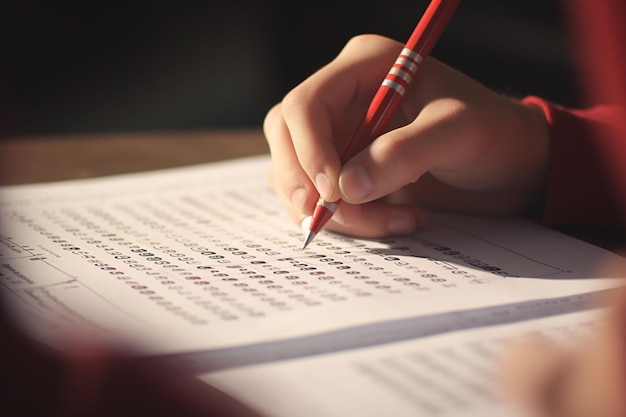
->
[499, 259, 626, 417]
[264, 34, 550, 238]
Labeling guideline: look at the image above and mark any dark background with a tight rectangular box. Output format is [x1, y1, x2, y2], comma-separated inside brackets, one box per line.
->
[1, 0, 580, 138]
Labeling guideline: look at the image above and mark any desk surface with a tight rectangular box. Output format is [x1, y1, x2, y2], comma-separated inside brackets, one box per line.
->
[0, 129, 269, 186]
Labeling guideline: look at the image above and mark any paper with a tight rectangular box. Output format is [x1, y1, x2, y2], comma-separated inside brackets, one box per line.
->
[203, 308, 604, 417]
[0, 155, 622, 356]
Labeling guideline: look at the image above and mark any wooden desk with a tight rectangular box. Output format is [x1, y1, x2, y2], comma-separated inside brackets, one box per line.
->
[0, 129, 269, 185]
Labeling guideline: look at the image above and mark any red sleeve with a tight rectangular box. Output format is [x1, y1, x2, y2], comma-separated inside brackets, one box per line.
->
[523, 96, 626, 231]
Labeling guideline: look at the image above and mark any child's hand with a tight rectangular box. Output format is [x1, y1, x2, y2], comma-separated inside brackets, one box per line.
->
[264, 34, 550, 238]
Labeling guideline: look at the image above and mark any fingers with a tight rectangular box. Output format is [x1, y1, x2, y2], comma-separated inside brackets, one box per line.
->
[320, 200, 424, 239]
[278, 34, 405, 202]
[338, 97, 472, 204]
[337, 58, 550, 208]
[263, 104, 318, 225]
[265, 95, 425, 239]
[264, 34, 407, 229]
[264, 33, 550, 236]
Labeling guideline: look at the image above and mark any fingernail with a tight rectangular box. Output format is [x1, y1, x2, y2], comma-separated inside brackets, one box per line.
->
[315, 173, 333, 200]
[300, 216, 312, 232]
[340, 165, 373, 201]
[290, 187, 307, 211]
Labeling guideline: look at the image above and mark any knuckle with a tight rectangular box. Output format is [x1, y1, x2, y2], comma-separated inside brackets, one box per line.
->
[280, 88, 307, 117]
[343, 34, 392, 53]
[262, 103, 282, 134]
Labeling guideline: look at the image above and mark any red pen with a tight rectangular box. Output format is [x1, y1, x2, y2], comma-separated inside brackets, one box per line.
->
[302, 0, 461, 248]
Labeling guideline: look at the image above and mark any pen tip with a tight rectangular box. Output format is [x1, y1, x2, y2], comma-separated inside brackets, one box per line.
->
[302, 230, 316, 249]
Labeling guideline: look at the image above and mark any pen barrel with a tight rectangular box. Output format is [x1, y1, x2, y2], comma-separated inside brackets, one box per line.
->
[340, 87, 402, 164]
[339, 0, 460, 165]
[406, 0, 460, 57]
[339, 45, 422, 163]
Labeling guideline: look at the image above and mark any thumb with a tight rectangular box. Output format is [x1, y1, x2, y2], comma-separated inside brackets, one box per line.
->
[338, 98, 482, 204]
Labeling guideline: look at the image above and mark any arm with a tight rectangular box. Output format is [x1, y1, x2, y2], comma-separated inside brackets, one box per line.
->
[525, 96, 626, 231]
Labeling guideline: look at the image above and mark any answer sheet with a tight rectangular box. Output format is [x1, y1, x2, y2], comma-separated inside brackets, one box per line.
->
[0, 155, 622, 358]
[203, 308, 604, 417]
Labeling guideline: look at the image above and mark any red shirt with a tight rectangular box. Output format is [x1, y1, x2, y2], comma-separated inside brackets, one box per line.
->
[527, 0, 626, 232]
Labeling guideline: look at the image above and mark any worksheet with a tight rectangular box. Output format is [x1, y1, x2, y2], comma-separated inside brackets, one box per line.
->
[0, 156, 622, 361]
[203, 308, 603, 417]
